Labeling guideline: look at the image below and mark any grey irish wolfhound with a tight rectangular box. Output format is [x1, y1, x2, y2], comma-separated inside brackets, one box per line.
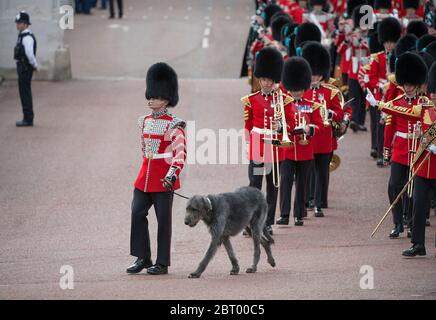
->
[184, 186, 276, 278]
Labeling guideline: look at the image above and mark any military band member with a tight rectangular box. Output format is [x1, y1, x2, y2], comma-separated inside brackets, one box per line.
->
[379, 62, 435, 257]
[127, 63, 186, 275]
[302, 42, 344, 216]
[242, 47, 289, 235]
[382, 53, 428, 239]
[402, 0, 424, 27]
[367, 18, 402, 165]
[406, 20, 429, 38]
[277, 57, 323, 226]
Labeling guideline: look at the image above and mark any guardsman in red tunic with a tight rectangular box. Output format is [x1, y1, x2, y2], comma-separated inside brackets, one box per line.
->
[381, 53, 428, 239]
[127, 63, 186, 275]
[242, 47, 290, 235]
[277, 57, 323, 226]
[301, 42, 344, 216]
[379, 63, 436, 257]
[367, 18, 402, 165]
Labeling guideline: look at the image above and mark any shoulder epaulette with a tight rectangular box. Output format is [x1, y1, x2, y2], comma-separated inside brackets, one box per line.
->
[283, 95, 294, 105]
[388, 74, 397, 85]
[370, 52, 382, 63]
[241, 92, 258, 107]
[328, 78, 338, 86]
[321, 82, 342, 101]
[311, 101, 322, 110]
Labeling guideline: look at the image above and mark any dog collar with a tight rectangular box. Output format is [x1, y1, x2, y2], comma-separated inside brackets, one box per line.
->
[205, 196, 213, 211]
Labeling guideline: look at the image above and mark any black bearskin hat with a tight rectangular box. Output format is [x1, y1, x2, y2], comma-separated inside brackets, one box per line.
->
[378, 17, 402, 44]
[406, 20, 429, 38]
[417, 34, 436, 52]
[254, 47, 284, 82]
[301, 41, 331, 80]
[395, 52, 428, 86]
[369, 30, 384, 53]
[403, 0, 419, 9]
[271, 14, 293, 41]
[294, 22, 322, 49]
[282, 57, 312, 92]
[346, 0, 368, 18]
[425, 41, 436, 60]
[309, 0, 327, 6]
[395, 34, 418, 57]
[262, 4, 283, 27]
[145, 62, 179, 107]
[427, 63, 436, 93]
[374, 0, 391, 9]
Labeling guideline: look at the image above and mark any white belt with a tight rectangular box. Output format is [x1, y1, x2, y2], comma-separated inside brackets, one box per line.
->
[143, 152, 172, 160]
[252, 127, 277, 135]
[395, 131, 414, 139]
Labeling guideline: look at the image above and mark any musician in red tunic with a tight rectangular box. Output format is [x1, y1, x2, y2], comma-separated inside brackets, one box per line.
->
[127, 63, 186, 275]
[379, 63, 435, 257]
[242, 47, 290, 235]
[381, 53, 428, 239]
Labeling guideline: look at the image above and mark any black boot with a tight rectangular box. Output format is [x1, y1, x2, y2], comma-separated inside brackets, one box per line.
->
[314, 207, 324, 217]
[147, 264, 168, 275]
[126, 258, 153, 274]
[16, 120, 33, 127]
[306, 199, 315, 211]
[370, 149, 377, 159]
[389, 224, 404, 238]
[402, 244, 426, 257]
[294, 217, 304, 226]
[425, 219, 431, 227]
[276, 217, 289, 225]
[376, 158, 384, 167]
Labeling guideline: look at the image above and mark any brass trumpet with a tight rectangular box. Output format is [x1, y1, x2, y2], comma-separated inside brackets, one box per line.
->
[319, 99, 331, 127]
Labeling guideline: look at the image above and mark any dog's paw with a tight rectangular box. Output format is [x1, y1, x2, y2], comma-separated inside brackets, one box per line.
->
[230, 266, 240, 275]
[188, 273, 201, 279]
[246, 267, 257, 273]
[269, 258, 276, 267]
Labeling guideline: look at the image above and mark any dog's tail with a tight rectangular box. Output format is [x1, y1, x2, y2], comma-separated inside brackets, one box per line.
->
[262, 227, 275, 244]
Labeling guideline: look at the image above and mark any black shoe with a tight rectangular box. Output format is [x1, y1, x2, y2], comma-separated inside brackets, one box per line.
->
[402, 244, 426, 257]
[407, 230, 412, 238]
[276, 217, 289, 225]
[358, 124, 367, 132]
[126, 258, 153, 274]
[389, 224, 404, 238]
[349, 121, 358, 132]
[147, 264, 168, 275]
[306, 200, 315, 211]
[109, 15, 115, 19]
[370, 149, 378, 159]
[16, 120, 33, 127]
[266, 225, 273, 235]
[425, 219, 431, 227]
[314, 207, 324, 217]
[294, 217, 304, 226]
[376, 158, 384, 167]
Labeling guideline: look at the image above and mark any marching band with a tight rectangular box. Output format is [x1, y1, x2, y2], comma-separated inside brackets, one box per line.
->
[242, 0, 436, 257]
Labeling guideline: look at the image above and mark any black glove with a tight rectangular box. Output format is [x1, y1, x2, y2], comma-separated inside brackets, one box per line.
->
[162, 166, 178, 191]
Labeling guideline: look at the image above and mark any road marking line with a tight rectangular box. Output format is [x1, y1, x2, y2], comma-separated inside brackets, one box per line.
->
[202, 38, 209, 49]
[204, 28, 210, 36]
[108, 24, 120, 29]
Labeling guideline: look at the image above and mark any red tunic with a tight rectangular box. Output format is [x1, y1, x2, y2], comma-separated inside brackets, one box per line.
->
[383, 95, 420, 167]
[336, 33, 351, 75]
[303, 83, 344, 154]
[347, 34, 369, 80]
[367, 51, 390, 102]
[242, 90, 294, 163]
[380, 97, 436, 179]
[134, 111, 186, 192]
[383, 75, 404, 102]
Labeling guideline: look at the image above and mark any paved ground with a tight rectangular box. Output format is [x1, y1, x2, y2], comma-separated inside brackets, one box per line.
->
[0, 0, 435, 300]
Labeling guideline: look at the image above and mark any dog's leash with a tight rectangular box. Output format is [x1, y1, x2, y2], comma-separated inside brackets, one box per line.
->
[173, 191, 190, 200]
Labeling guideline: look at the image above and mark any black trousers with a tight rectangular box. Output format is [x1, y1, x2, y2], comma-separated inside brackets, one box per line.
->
[313, 153, 331, 208]
[248, 161, 279, 226]
[348, 78, 366, 126]
[130, 188, 173, 266]
[388, 162, 412, 226]
[279, 159, 311, 219]
[377, 112, 385, 159]
[411, 176, 436, 245]
[109, 0, 123, 17]
[369, 106, 377, 151]
[17, 63, 34, 122]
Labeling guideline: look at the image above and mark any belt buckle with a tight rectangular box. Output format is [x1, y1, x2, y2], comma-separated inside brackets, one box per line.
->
[145, 152, 153, 159]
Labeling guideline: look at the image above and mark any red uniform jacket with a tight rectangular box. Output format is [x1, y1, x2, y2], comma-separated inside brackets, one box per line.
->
[134, 110, 186, 192]
[383, 74, 404, 102]
[383, 95, 420, 167]
[331, 0, 346, 14]
[336, 32, 351, 75]
[280, 96, 323, 161]
[242, 90, 294, 163]
[303, 83, 344, 154]
[367, 51, 391, 101]
[380, 97, 436, 179]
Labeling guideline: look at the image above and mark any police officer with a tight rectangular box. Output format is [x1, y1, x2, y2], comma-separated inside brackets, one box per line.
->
[127, 63, 186, 275]
[14, 12, 37, 127]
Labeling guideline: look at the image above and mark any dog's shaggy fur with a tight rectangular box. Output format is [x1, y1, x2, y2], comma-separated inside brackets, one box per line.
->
[184, 186, 276, 278]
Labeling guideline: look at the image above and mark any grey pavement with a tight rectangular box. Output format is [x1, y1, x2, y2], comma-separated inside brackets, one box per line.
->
[0, 0, 435, 300]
